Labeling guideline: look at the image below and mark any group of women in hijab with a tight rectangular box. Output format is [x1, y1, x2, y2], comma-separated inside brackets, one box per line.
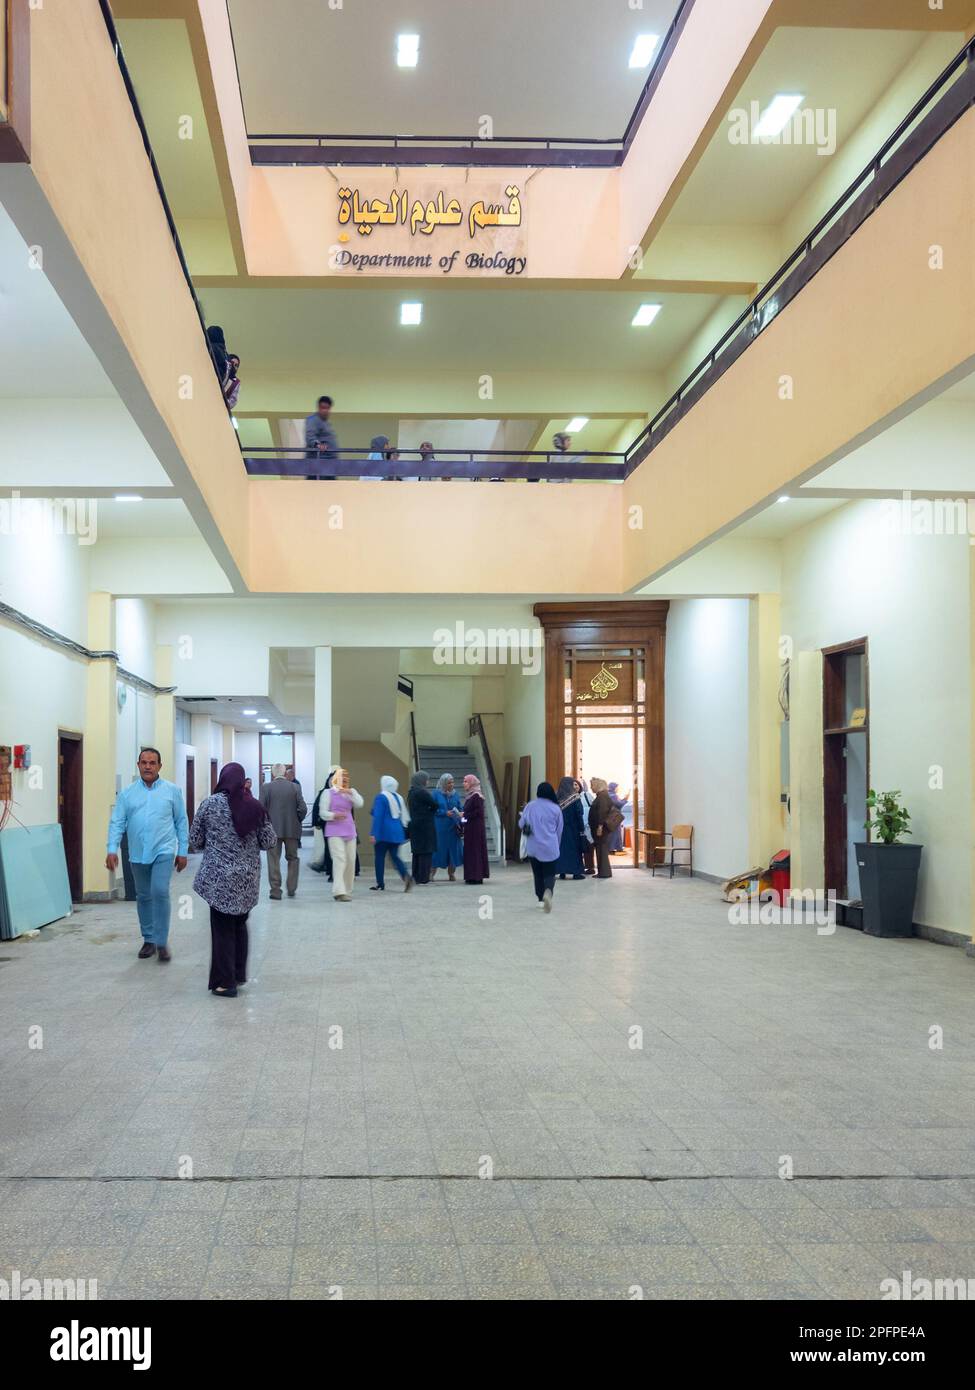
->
[403, 770, 489, 886]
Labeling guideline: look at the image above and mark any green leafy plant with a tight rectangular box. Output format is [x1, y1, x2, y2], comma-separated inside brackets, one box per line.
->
[865, 789, 911, 844]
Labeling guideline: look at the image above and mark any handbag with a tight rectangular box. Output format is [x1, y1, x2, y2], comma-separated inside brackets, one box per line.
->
[604, 806, 624, 834]
[519, 824, 531, 860]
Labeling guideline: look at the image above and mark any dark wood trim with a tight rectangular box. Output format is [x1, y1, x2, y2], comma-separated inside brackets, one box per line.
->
[534, 601, 669, 867]
[0, 0, 31, 164]
[57, 731, 83, 903]
[822, 638, 870, 898]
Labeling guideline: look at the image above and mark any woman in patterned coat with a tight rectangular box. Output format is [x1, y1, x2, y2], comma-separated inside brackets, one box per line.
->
[189, 762, 276, 998]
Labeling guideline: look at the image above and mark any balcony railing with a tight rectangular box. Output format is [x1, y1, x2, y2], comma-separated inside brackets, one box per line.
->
[622, 37, 975, 477]
[243, 446, 626, 483]
[248, 0, 696, 169]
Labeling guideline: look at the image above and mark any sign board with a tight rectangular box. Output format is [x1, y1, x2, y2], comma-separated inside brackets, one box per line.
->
[331, 180, 527, 277]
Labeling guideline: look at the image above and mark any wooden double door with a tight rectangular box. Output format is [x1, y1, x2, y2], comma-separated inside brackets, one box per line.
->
[535, 603, 668, 867]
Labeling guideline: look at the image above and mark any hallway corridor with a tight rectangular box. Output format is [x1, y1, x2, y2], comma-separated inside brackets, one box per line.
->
[1, 862, 973, 1300]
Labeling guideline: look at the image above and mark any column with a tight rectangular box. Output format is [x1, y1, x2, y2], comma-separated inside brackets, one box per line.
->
[82, 593, 118, 900]
[153, 644, 175, 774]
[747, 593, 784, 865]
[222, 724, 235, 769]
[314, 646, 333, 789]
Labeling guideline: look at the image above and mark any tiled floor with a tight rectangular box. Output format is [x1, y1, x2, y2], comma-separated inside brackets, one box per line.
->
[1, 855, 973, 1300]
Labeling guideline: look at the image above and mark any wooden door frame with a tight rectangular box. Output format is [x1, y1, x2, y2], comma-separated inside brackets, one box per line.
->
[534, 602, 669, 865]
[57, 730, 83, 902]
[822, 637, 870, 897]
[185, 755, 196, 825]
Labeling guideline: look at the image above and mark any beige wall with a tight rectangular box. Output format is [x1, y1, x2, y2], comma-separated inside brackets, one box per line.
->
[622, 106, 975, 590]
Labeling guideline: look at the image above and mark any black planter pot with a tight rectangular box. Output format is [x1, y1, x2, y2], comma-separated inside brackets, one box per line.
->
[854, 842, 923, 938]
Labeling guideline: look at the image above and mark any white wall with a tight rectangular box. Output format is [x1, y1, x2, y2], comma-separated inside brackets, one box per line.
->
[781, 500, 971, 935]
[0, 524, 90, 825]
[503, 662, 547, 789]
[666, 599, 751, 879]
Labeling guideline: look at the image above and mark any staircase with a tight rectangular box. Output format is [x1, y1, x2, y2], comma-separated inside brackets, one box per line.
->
[417, 744, 501, 861]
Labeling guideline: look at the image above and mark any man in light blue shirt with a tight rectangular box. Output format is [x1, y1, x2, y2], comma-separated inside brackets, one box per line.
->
[106, 747, 188, 962]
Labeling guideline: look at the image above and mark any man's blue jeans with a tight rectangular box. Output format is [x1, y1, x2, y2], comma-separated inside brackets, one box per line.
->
[130, 854, 174, 946]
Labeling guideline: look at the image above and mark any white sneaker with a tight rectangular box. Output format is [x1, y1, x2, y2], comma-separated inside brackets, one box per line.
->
[542, 890, 553, 913]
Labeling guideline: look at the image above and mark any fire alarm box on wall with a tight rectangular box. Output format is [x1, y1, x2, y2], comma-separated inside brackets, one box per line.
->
[13, 745, 31, 770]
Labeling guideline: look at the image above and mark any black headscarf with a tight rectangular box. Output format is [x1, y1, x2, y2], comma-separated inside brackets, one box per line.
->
[537, 782, 559, 803]
[557, 776, 580, 808]
[213, 761, 267, 840]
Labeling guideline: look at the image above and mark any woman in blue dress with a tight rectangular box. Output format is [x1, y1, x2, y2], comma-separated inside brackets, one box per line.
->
[431, 772, 464, 881]
[555, 776, 587, 880]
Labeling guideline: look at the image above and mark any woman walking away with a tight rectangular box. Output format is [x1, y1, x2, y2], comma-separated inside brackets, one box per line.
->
[369, 775, 413, 892]
[190, 762, 276, 998]
[519, 783, 564, 912]
[407, 770, 438, 885]
[319, 765, 364, 901]
[588, 778, 616, 879]
[432, 773, 464, 881]
[461, 774, 490, 885]
[555, 777, 586, 881]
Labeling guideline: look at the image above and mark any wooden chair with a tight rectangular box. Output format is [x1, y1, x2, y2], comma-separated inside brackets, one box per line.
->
[648, 824, 694, 878]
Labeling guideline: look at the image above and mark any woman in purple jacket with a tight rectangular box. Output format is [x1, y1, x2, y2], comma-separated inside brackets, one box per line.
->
[518, 782, 565, 913]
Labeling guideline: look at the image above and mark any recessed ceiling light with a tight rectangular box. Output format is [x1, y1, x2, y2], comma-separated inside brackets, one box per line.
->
[777, 495, 791, 504]
[400, 302, 422, 325]
[628, 34, 659, 69]
[256, 718, 269, 724]
[754, 93, 804, 140]
[566, 417, 589, 433]
[114, 494, 143, 502]
[397, 34, 419, 67]
[242, 709, 257, 716]
[631, 304, 661, 327]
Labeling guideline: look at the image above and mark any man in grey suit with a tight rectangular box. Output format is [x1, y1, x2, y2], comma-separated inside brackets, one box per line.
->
[260, 764, 308, 899]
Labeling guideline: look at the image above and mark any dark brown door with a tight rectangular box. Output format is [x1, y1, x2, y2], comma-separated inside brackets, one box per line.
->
[58, 733, 83, 901]
[210, 758, 218, 793]
[185, 756, 196, 825]
[535, 602, 669, 868]
[823, 639, 869, 900]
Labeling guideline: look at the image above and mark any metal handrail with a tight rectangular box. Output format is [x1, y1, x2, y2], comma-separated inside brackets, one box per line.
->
[408, 711, 419, 774]
[468, 715, 504, 859]
[98, 0, 237, 432]
[243, 445, 627, 483]
[623, 35, 975, 475]
[247, 0, 695, 168]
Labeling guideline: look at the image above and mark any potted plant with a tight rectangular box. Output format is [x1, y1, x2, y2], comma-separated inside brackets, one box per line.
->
[855, 790, 922, 938]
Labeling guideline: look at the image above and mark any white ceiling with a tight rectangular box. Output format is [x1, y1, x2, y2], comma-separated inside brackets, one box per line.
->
[670, 27, 944, 226]
[0, 204, 119, 397]
[88, 498, 202, 539]
[200, 285, 720, 374]
[227, 0, 679, 140]
[177, 695, 314, 734]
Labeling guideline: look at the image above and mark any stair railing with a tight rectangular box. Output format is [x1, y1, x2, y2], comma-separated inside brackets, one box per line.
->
[468, 715, 505, 860]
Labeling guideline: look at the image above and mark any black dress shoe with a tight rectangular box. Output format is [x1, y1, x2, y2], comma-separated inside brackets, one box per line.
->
[157, 946, 171, 962]
[138, 942, 156, 959]
[212, 986, 237, 998]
